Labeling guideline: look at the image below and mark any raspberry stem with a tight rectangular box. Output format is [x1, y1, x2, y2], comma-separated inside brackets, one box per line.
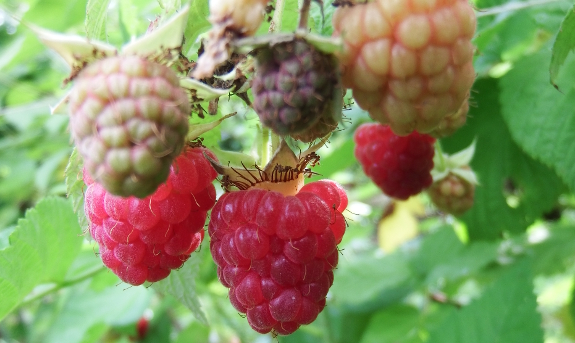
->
[260, 127, 272, 166]
[435, 141, 447, 173]
[298, 0, 312, 30]
[20, 264, 106, 307]
[270, 0, 286, 32]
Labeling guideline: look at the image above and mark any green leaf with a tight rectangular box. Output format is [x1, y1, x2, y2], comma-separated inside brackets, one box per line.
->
[411, 227, 464, 275]
[85, 0, 111, 40]
[427, 259, 543, 343]
[441, 78, 564, 240]
[65, 149, 89, 231]
[531, 223, 575, 275]
[174, 321, 210, 343]
[151, 246, 208, 324]
[331, 251, 417, 312]
[309, 138, 355, 181]
[409, 227, 498, 285]
[0, 197, 83, 321]
[550, 5, 575, 87]
[501, 49, 575, 193]
[360, 305, 420, 343]
[182, 0, 210, 55]
[309, 0, 336, 35]
[42, 271, 151, 343]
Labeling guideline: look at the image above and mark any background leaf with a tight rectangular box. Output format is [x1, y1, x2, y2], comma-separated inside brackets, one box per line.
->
[0, 197, 83, 320]
[550, 5, 575, 87]
[427, 259, 543, 343]
[85, 0, 111, 41]
[442, 78, 564, 240]
[500, 49, 575, 193]
[151, 244, 208, 324]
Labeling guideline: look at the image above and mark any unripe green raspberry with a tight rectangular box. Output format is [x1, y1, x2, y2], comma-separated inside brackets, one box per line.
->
[69, 55, 190, 198]
[333, 0, 476, 135]
[428, 171, 475, 215]
[252, 39, 340, 136]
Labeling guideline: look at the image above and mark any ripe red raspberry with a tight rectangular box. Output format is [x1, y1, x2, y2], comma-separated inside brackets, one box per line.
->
[354, 123, 435, 199]
[208, 180, 348, 335]
[69, 55, 190, 198]
[332, 0, 476, 135]
[84, 146, 218, 286]
[427, 170, 475, 215]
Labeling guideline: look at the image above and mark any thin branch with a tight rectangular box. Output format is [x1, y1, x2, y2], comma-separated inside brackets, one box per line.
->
[20, 265, 107, 307]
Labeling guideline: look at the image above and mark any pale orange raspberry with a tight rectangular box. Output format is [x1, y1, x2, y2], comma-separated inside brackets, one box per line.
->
[429, 95, 469, 138]
[333, 0, 476, 135]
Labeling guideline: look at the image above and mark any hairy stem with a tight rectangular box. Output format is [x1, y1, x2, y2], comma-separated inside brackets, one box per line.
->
[270, 0, 286, 32]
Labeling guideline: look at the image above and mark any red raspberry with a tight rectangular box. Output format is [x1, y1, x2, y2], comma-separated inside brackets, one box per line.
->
[84, 146, 218, 286]
[208, 180, 348, 335]
[332, 0, 476, 135]
[354, 123, 435, 200]
[427, 170, 475, 215]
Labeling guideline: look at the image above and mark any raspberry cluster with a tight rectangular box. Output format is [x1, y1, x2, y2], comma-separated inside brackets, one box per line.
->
[208, 180, 348, 335]
[84, 147, 218, 286]
[354, 123, 435, 200]
[333, 0, 476, 135]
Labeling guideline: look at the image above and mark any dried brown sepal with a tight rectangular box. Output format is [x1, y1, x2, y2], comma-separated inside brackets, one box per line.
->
[205, 140, 323, 196]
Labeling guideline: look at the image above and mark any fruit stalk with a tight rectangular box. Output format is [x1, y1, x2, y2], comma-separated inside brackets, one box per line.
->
[270, 0, 286, 32]
[434, 140, 447, 172]
[298, 0, 312, 30]
[20, 265, 106, 307]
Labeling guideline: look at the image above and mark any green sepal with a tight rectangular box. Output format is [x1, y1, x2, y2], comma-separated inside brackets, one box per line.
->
[432, 140, 478, 185]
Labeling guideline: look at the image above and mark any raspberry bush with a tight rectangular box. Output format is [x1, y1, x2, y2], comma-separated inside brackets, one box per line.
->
[1, 0, 574, 342]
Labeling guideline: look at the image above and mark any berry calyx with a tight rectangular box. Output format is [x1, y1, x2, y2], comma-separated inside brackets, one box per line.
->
[84, 145, 218, 286]
[69, 55, 190, 198]
[333, 0, 476, 135]
[208, 180, 348, 335]
[354, 123, 435, 199]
